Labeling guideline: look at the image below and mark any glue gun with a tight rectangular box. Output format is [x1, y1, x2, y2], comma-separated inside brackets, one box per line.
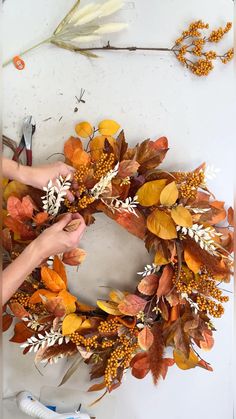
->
[16, 391, 93, 419]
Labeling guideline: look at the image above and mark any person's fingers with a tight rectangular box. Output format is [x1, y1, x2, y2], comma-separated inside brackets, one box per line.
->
[66, 190, 75, 202]
[54, 213, 72, 230]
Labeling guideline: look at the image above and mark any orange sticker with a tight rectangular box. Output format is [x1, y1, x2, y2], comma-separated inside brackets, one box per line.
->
[13, 56, 25, 70]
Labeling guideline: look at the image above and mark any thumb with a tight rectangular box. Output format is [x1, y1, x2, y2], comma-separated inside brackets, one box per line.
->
[54, 213, 72, 230]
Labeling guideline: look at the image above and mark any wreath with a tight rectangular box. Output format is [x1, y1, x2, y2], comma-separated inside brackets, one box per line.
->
[2, 120, 234, 399]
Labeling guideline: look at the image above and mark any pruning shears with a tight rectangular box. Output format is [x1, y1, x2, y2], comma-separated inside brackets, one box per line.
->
[12, 115, 36, 166]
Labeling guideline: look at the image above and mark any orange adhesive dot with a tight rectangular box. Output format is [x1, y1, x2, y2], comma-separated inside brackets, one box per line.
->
[13, 56, 25, 70]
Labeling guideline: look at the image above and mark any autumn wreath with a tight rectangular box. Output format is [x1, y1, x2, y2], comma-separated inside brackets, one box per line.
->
[2, 120, 234, 397]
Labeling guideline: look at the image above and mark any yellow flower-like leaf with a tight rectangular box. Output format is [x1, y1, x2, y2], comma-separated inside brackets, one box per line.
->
[136, 179, 167, 207]
[62, 313, 83, 336]
[147, 209, 177, 239]
[58, 289, 77, 314]
[41, 266, 66, 292]
[97, 300, 122, 315]
[75, 121, 93, 138]
[160, 181, 179, 206]
[171, 205, 193, 227]
[184, 248, 201, 274]
[98, 119, 120, 136]
[173, 349, 199, 370]
[109, 289, 126, 304]
[89, 135, 116, 160]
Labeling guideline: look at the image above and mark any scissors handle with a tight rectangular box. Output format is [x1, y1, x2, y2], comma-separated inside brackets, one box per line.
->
[26, 148, 32, 166]
[12, 145, 24, 162]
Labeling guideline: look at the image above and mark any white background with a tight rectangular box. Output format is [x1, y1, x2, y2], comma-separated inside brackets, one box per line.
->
[2, 1, 235, 418]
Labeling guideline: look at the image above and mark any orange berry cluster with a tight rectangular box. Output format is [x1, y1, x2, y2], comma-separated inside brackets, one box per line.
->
[98, 318, 119, 334]
[178, 171, 204, 199]
[94, 152, 115, 181]
[73, 165, 89, 183]
[10, 292, 30, 307]
[190, 59, 214, 76]
[208, 22, 232, 43]
[70, 332, 98, 351]
[173, 20, 233, 76]
[220, 48, 234, 64]
[104, 335, 138, 388]
[196, 295, 225, 318]
[173, 266, 229, 318]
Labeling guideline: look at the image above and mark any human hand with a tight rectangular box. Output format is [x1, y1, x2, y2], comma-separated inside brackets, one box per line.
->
[34, 213, 86, 262]
[23, 161, 75, 201]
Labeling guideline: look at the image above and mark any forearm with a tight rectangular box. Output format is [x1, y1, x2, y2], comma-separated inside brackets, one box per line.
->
[2, 241, 41, 305]
[2, 157, 30, 184]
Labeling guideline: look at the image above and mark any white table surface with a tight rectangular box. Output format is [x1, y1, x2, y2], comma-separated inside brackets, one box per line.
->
[2, 0, 235, 418]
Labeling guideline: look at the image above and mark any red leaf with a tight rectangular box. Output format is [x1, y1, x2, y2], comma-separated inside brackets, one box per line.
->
[4, 216, 36, 240]
[7, 195, 34, 220]
[150, 136, 168, 150]
[118, 294, 147, 316]
[198, 359, 213, 371]
[34, 212, 49, 225]
[118, 160, 140, 178]
[9, 302, 29, 319]
[160, 358, 175, 380]
[156, 265, 174, 297]
[227, 207, 234, 225]
[88, 382, 106, 392]
[131, 352, 150, 379]
[43, 296, 66, 317]
[138, 274, 159, 296]
[3, 314, 13, 331]
[138, 326, 154, 350]
[115, 210, 147, 239]
[10, 322, 34, 343]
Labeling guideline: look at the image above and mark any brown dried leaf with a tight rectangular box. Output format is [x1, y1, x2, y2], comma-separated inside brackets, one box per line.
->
[118, 159, 140, 178]
[138, 326, 154, 351]
[9, 302, 29, 319]
[3, 313, 13, 331]
[10, 322, 34, 343]
[138, 274, 159, 296]
[88, 381, 106, 392]
[118, 294, 147, 316]
[64, 219, 81, 232]
[156, 265, 174, 297]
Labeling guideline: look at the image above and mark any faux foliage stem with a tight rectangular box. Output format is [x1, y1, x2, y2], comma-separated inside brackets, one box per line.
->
[3, 37, 52, 67]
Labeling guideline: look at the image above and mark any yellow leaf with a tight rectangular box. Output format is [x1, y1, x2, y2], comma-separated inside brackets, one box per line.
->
[75, 121, 93, 138]
[173, 349, 199, 370]
[2, 178, 8, 189]
[79, 319, 92, 330]
[154, 250, 169, 265]
[171, 206, 193, 227]
[147, 209, 177, 240]
[160, 181, 179, 206]
[97, 300, 122, 315]
[58, 289, 77, 314]
[41, 266, 66, 292]
[184, 248, 201, 274]
[3, 180, 29, 202]
[137, 179, 167, 207]
[89, 135, 116, 161]
[98, 119, 120, 136]
[62, 313, 83, 335]
[109, 289, 126, 304]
